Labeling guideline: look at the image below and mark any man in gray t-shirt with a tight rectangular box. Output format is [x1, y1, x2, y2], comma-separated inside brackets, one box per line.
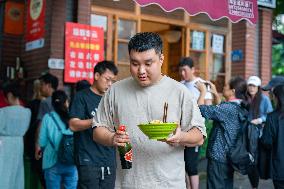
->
[35, 73, 58, 160]
[92, 32, 206, 189]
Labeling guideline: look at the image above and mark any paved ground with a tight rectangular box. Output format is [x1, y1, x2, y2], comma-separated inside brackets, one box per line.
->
[198, 159, 274, 189]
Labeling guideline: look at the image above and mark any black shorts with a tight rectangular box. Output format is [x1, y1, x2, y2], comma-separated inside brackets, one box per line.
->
[77, 165, 116, 189]
[184, 146, 199, 176]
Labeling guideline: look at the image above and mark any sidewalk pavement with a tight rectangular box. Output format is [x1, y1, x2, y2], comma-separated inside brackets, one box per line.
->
[198, 159, 274, 189]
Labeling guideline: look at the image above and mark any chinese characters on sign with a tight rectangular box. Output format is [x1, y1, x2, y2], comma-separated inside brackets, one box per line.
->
[191, 31, 205, 51]
[228, 0, 254, 18]
[64, 22, 104, 83]
[25, 0, 45, 51]
[212, 34, 224, 54]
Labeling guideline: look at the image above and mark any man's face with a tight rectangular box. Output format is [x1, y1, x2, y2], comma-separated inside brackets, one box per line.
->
[129, 49, 164, 87]
[94, 69, 116, 95]
[40, 81, 50, 97]
[179, 65, 195, 81]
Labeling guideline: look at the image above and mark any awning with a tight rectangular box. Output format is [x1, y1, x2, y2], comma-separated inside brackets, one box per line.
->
[133, 0, 258, 24]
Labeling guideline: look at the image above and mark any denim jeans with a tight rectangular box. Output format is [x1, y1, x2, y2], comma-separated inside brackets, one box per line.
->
[44, 162, 78, 189]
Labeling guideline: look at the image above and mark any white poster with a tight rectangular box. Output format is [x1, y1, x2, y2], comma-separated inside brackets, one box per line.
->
[192, 31, 205, 50]
[212, 34, 224, 54]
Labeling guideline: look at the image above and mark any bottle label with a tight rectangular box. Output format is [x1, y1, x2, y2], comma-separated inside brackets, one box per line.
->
[124, 149, 133, 162]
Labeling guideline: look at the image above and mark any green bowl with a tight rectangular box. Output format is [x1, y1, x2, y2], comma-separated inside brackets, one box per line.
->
[138, 123, 177, 140]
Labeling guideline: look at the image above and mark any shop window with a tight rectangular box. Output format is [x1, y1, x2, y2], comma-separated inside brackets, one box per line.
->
[117, 19, 136, 63]
[210, 34, 226, 92]
[189, 30, 206, 79]
[190, 30, 205, 50]
[90, 14, 108, 59]
[190, 51, 206, 79]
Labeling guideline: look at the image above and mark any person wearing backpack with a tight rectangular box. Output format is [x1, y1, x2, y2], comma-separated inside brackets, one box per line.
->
[261, 84, 284, 189]
[196, 77, 248, 189]
[39, 90, 78, 189]
[246, 76, 273, 189]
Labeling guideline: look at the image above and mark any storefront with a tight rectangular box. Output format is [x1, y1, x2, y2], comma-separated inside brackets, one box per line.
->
[0, 0, 275, 96]
[89, 0, 232, 91]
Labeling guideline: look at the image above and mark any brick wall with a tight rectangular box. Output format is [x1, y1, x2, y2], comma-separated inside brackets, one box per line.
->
[245, 22, 257, 78]
[232, 21, 247, 78]
[49, 0, 67, 88]
[259, 8, 272, 86]
[78, 0, 91, 24]
[232, 20, 258, 80]
[232, 10, 272, 85]
[21, 0, 53, 80]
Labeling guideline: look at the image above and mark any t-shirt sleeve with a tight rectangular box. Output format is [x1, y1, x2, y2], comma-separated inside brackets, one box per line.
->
[199, 104, 226, 122]
[181, 92, 206, 137]
[92, 89, 115, 131]
[38, 114, 49, 148]
[37, 100, 50, 121]
[69, 93, 85, 119]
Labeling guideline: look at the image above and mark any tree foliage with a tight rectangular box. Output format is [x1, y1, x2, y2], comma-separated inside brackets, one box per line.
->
[272, 43, 284, 76]
[272, 1, 284, 76]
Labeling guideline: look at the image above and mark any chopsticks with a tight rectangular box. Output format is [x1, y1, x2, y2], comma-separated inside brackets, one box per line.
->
[163, 102, 168, 123]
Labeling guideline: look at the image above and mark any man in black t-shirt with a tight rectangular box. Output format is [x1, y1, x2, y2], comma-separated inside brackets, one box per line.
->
[69, 61, 118, 189]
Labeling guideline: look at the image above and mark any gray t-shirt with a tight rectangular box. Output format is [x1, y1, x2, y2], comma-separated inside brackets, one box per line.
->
[94, 76, 206, 189]
[37, 96, 53, 121]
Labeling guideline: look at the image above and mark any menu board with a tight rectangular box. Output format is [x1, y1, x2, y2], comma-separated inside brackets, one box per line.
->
[191, 31, 205, 50]
[212, 34, 224, 54]
[64, 22, 104, 83]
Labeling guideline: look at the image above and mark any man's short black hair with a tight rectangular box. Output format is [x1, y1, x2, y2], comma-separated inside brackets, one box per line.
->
[94, 60, 118, 75]
[178, 57, 194, 69]
[128, 32, 163, 55]
[39, 73, 59, 90]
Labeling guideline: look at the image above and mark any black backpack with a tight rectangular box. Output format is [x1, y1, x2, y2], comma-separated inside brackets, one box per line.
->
[221, 103, 258, 175]
[49, 113, 75, 165]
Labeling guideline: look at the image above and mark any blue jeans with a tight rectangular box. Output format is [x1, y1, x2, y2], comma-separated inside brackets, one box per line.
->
[44, 162, 78, 189]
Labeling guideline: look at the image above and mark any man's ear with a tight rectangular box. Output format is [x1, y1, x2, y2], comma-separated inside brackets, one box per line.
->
[94, 72, 100, 81]
[159, 54, 164, 66]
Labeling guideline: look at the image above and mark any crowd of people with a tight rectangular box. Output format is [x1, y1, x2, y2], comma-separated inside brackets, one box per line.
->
[0, 32, 284, 189]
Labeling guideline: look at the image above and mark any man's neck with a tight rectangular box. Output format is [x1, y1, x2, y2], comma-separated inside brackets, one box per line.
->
[186, 76, 197, 82]
[90, 85, 103, 96]
[47, 89, 54, 97]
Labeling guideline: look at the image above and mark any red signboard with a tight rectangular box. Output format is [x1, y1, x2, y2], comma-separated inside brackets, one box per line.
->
[26, 0, 45, 42]
[4, 2, 25, 35]
[64, 22, 104, 83]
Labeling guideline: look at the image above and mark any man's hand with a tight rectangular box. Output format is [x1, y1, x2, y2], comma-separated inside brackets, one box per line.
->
[165, 127, 184, 146]
[195, 81, 207, 93]
[111, 130, 130, 147]
[35, 144, 42, 160]
[251, 118, 262, 125]
[160, 126, 204, 147]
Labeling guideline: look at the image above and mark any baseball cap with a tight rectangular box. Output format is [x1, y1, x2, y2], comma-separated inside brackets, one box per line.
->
[262, 76, 284, 91]
[247, 76, 261, 87]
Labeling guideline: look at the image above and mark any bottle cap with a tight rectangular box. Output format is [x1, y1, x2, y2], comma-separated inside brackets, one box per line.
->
[119, 125, 126, 132]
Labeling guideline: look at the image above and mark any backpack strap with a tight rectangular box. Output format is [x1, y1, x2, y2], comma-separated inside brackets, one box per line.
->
[49, 113, 62, 132]
[48, 112, 62, 150]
